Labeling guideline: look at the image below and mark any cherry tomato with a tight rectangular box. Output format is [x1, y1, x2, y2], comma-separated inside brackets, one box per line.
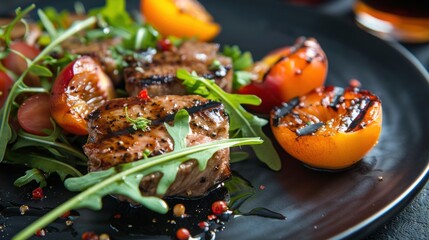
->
[0, 71, 13, 108]
[270, 86, 382, 170]
[2, 41, 41, 86]
[50, 56, 114, 135]
[18, 94, 54, 136]
[239, 37, 328, 114]
[141, 0, 220, 41]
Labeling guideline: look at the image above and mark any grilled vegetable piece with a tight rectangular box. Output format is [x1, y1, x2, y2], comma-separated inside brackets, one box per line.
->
[84, 95, 230, 197]
[124, 41, 233, 97]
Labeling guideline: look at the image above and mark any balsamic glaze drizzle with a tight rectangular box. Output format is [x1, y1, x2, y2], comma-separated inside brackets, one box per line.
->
[272, 97, 300, 127]
[329, 87, 345, 109]
[345, 97, 374, 132]
[262, 37, 308, 80]
[296, 122, 325, 136]
[104, 101, 223, 139]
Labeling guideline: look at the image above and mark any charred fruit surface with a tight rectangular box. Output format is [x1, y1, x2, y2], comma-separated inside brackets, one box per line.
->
[271, 86, 382, 170]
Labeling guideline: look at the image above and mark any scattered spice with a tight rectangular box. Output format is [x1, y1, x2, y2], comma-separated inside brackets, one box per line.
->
[349, 79, 361, 88]
[61, 210, 71, 219]
[81, 231, 98, 240]
[173, 203, 186, 217]
[207, 214, 217, 221]
[138, 88, 150, 100]
[32, 187, 44, 200]
[157, 38, 172, 51]
[35, 228, 46, 237]
[211, 201, 228, 215]
[20, 205, 29, 215]
[198, 221, 209, 231]
[65, 220, 73, 226]
[259, 185, 266, 190]
[378, 176, 383, 181]
[99, 233, 110, 240]
[175, 228, 190, 240]
[113, 213, 121, 219]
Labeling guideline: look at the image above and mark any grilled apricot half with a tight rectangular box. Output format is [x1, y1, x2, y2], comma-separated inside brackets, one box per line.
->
[51, 56, 115, 135]
[270, 86, 382, 170]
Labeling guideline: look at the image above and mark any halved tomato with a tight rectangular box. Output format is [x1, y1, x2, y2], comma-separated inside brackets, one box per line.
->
[239, 37, 328, 114]
[141, 0, 220, 41]
[50, 56, 115, 135]
[17, 94, 54, 136]
[2, 41, 41, 86]
[270, 86, 382, 170]
[0, 71, 13, 108]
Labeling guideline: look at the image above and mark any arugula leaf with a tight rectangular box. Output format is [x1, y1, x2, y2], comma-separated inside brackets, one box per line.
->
[222, 45, 255, 90]
[14, 168, 47, 188]
[38, 9, 57, 39]
[0, 5, 35, 60]
[225, 175, 285, 220]
[233, 70, 253, 90]
[4, 150, 83, 181]
[230, 151, 250, 163]
[222, 45, 253, 70]
[29, 64, 53, 77]
[0, 15, 97, 163]
[177, 70, 281, 171]
[13, 110, 262, 240]
[89, 0, 132, 29]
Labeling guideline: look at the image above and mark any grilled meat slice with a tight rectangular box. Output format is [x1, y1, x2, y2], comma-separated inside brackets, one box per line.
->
[84, 95, 230, 197]
[124, 41, 233, 97]
[62, 37, 122, 86]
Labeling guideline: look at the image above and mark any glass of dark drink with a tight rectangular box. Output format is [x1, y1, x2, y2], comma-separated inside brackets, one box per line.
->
[354, 0, 429, 43]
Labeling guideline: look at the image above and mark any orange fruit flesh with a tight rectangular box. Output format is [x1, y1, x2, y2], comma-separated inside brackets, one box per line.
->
[141, 0, 220, 41]
[271, 86, 382, 170]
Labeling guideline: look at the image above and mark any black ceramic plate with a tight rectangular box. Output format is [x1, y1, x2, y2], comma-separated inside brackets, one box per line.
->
[1, 0, 429, 239]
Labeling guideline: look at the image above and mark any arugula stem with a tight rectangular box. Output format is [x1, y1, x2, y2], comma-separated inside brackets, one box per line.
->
[0, 16, 97, 162]
[17, 133, 88, 163]
[13, 137, 262, 240]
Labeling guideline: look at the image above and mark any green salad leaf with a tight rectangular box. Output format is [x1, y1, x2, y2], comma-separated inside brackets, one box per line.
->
[177, 69, 281, 171]
[222, 45, 254, 90]
[13, 109, 262, 240]
[14, 168, 47, 188]
[4, 150, 83, 181]
[0, 13, 96, 163]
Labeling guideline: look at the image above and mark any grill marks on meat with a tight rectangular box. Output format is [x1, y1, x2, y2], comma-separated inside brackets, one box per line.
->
[84, 95, 230, 197]
[124, 41, 233, 97]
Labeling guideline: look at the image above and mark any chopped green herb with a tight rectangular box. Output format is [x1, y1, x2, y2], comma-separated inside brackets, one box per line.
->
[124, 106, 151, 131]
[210, 59, 222, 70]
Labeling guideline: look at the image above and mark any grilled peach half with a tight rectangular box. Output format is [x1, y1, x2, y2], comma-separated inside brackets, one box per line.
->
[271, 86, 382, 170]
[50, 56, 115, 135]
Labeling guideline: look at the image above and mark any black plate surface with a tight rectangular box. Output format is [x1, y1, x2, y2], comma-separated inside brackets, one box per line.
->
[1, 0, 429, 239]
